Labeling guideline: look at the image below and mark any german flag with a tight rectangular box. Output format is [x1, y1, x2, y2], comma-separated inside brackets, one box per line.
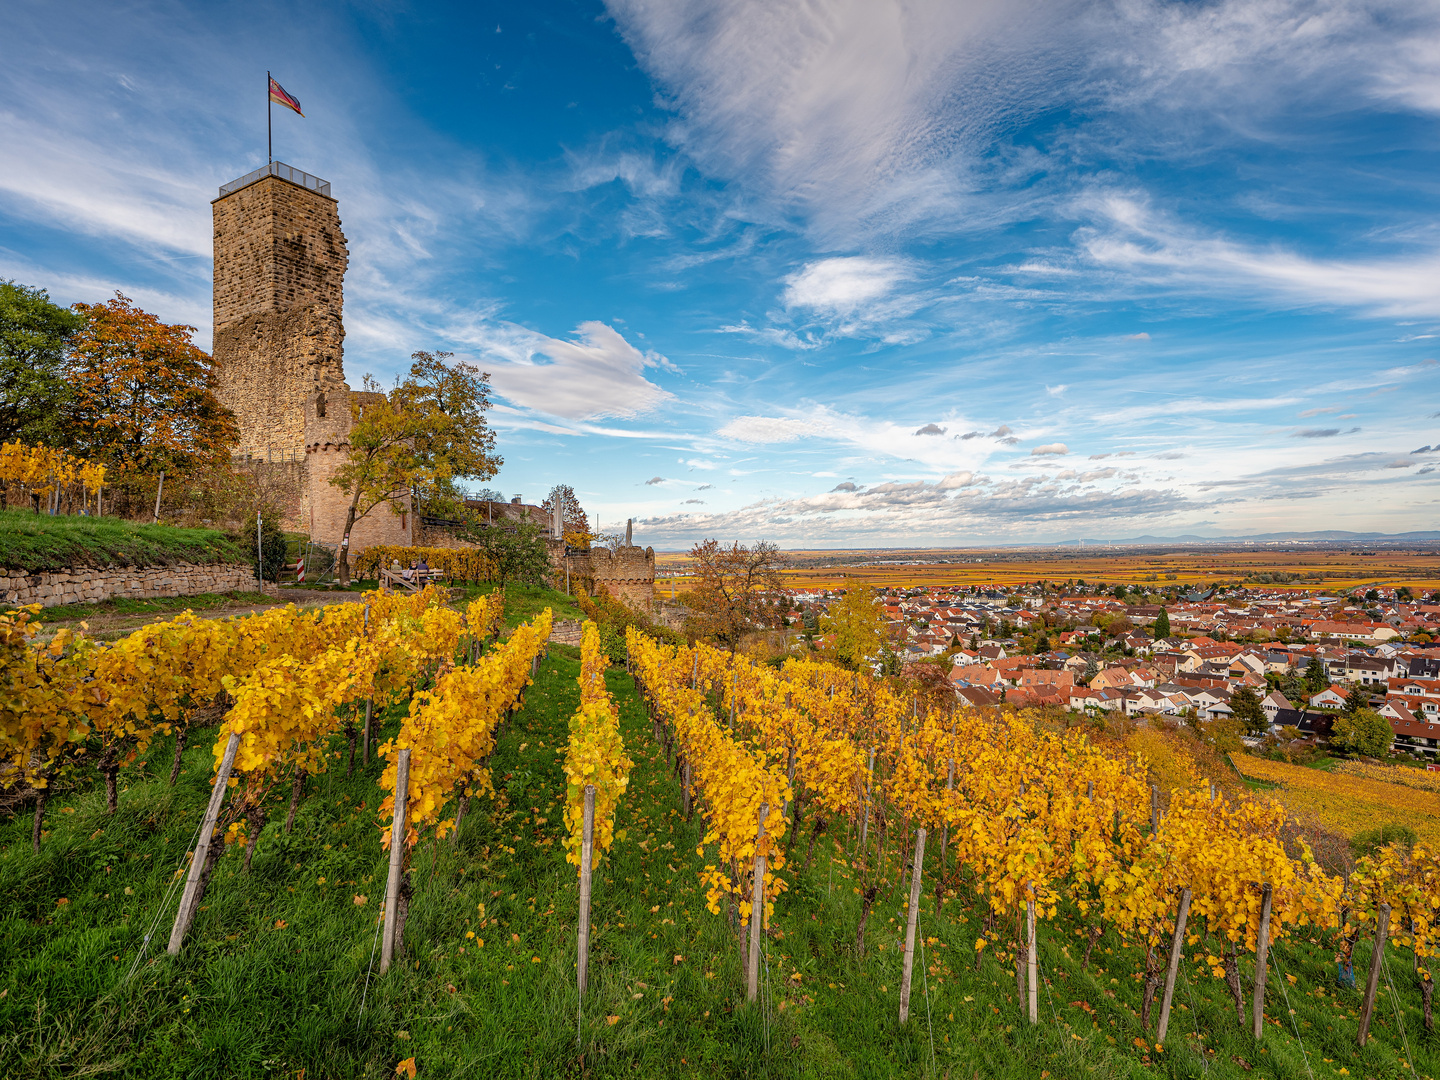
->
[269, 77, 304, 117]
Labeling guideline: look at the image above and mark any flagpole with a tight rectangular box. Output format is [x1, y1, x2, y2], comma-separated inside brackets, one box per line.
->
[267, 70, 272, 163]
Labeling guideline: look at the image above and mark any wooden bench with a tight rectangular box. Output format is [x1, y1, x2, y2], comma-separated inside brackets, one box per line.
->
[379, 567, 446, 592]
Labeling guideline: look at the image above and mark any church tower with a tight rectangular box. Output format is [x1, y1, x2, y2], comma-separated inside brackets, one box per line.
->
[211, 162, 348, 460]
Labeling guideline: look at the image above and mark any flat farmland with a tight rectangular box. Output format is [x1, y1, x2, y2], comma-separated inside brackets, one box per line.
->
[653, 545, 1440, 593]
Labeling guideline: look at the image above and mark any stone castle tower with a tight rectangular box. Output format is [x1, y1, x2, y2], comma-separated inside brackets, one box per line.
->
[212, 162, 411, 549]
[212, 163, 347, 459]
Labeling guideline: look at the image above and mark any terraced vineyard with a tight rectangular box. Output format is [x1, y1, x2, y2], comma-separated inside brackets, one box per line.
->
[1232, 754, 1440, 845]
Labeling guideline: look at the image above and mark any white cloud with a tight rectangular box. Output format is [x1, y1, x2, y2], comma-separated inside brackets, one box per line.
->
[1081, 194, 1440, 318]
[1031, 443, 1070, 456]
[783, 257, 908, 314]
[605, 0, 1076, 240]
[1045, 384, 1068, 397]
[476, 321, 674, 421]
[716, 415, 823, 443]
[716, 323, 822, 350]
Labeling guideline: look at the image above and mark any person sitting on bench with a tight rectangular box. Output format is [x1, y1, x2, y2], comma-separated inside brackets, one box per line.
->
[403, 561, 416, 583]
[417, 557, 430, 579]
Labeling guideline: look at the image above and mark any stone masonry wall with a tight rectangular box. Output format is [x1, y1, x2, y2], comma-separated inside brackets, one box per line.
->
[302, 390, 412, 552]
[547, 542, 657, 613]
[1, 562, 258, 608]
[212, 175, 348, 460]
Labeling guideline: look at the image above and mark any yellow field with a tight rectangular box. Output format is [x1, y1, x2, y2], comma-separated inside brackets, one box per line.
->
[1333, 759, 1440, 793]
[1231, 755, 1440, 845]
[653, 547, 1440, 593]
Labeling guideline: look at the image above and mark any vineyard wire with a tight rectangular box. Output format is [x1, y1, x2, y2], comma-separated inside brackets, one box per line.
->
[1268, 944, 1315, 1080]
[761, 923, 772, 1060]
[1180, 962, 1208, 1074]
[1037, 946, 1088, 1075]
[916, 914, 936, 1080]
[1381, 952, 1420, 1080]
[356, 900, 385, 1028]
[125, 808, 205, 982]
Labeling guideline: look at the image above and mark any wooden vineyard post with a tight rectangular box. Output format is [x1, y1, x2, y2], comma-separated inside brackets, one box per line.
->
[860, 748, 876, 848]
[899, 828, 927, 1024]
[363, 699, 373, 767]
[379, 748, 411, 975]
[939, 761, 954, 873]
[1086, 780, 1094, 800]
[1027, 896, 1039, 1025]
[1156, 887, 1192, 1044]
[1357, 903, 1391, 1047]
[746, 803, 769, 1004]
[1150, 784, 1160, 833]
[1252, 882, 1273, 1042]
[167, 732, 240, 955]
[577, 785, 596, 1001]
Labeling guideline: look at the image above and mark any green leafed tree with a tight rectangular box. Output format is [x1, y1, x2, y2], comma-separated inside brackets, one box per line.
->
[1305, 653, 1328, 693]
[0, 281, 84, 445]
[1154, 606, 1170, 640]
[460, 518, 551, 587]
[1229, 684, 1268, 736]
[392, 351, 502, 518]
[331, 358, 502, 583]
[1330, 707, 1395, 759]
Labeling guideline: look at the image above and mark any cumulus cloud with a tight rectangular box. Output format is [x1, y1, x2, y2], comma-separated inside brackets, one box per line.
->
[914, 423, 947, 436]
[1413, 445, 1434, 454]
[697, 483, 714, 490]
[1031, 443, 1070, 456]
[645, 476, 666, 485]
[683, 498, 705, 504]
[831, 482, 858, 492]
[957, 424, 1018, 444]
[1045, 384, 1068, 397]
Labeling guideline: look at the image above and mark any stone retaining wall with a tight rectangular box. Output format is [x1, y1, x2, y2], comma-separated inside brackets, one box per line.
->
[2, 562, 258, 608]
[548, 619, 584, 646]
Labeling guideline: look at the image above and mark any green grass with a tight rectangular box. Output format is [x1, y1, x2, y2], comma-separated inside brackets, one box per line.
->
[26, 590, 274, 624]
[0, 509, 245, 573]
[454, 581, 585, 628]
[0, 617, 1434, 1078]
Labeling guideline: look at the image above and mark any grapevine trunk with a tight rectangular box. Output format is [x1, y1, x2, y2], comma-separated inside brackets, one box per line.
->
[168, 727, 187, 786]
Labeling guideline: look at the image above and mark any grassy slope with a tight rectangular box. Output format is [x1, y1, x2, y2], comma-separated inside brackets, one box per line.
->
[0, 509, 245, 573]
[0, 596, 1433, 1078]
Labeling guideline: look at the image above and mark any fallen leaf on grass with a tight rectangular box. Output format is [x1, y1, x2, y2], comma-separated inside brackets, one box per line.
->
[395, 1058, 416, 1078]
[274, 920, 287, 929]
[354, 895, 367, 905]
[606, 1015, 619, 1026]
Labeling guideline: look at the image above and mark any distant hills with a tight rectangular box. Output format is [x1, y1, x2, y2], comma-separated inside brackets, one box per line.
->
[1058, 531, 1440, 545]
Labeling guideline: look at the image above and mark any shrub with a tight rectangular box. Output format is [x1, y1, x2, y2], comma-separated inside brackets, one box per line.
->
[1349, 823, 1417, 859]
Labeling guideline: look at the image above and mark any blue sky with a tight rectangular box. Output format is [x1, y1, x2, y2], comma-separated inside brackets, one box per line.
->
[2, 0, 1438, 548]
